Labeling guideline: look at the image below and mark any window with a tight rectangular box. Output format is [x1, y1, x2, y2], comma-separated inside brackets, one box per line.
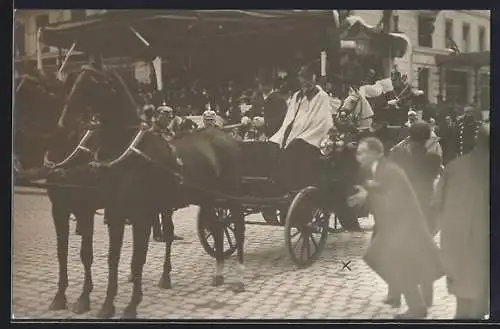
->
[418, 68, 430, 99]
[35, 14, 49, 53]
[479, 26, 486, 52]
[445, 19, 454, 48]
[70, 10, 86, 21]
[462, 23, 470, 52]
[446, 70, 468, 105]
[418, 15, 434, 47]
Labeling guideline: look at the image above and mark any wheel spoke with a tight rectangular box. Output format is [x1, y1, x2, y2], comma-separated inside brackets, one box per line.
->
[300, 235, 307, 260]
[290, 228, 301, 239]
[310, 233, 319, 251]
[224, 227, 235, 249]
[294, 234, 303, 254]
[305, 234, 311, 258]
[206, 233, 215, 249]
[205, 230, 213, 240]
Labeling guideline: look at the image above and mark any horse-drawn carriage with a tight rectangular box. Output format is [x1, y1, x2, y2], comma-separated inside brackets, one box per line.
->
[35, 9, 360, 267]
[13, 10, 394, 318]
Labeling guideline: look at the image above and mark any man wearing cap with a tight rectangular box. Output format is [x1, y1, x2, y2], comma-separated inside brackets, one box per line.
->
[270, 64, 334, 190]
[202, 109, 219, 129]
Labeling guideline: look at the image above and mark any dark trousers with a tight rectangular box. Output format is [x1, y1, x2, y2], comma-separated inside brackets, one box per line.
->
[387, 281, 433, 308]
[278, 139, 321, 192]
[402, 285, 428, 315]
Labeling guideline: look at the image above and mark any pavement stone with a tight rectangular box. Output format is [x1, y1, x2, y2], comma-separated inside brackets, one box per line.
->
[12, 186, 457, 320]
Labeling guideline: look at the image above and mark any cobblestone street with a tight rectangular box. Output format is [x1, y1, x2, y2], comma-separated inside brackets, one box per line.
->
[12, 186, 456, 320]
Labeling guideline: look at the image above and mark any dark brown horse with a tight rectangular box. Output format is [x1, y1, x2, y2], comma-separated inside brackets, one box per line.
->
[57, 65, 246, 319]
[13, 69, 110, 315]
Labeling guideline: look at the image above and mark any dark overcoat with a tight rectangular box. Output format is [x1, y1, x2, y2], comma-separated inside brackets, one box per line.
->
[435, 146, 489, 299]
[363, 159, 444, 291]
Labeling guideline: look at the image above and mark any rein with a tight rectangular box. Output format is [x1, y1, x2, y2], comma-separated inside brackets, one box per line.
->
[43, 128, 96, 170]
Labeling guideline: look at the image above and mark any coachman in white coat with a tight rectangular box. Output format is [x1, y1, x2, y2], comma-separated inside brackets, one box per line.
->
[270, 64, 334, 191]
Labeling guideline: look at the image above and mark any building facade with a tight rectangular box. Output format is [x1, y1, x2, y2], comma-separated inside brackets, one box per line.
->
[353, 10, 491, 109]
[14, 10, 491, 109]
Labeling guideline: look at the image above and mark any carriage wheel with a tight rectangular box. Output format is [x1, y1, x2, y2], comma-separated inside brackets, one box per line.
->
[284, 186, 329, 268]
[197, 207, 238, 259]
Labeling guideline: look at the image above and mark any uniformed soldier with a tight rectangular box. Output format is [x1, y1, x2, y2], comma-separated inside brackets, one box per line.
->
[455, 105, 482, 158]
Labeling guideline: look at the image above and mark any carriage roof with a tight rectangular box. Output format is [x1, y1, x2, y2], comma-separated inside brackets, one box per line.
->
[42, 10, 341, 59]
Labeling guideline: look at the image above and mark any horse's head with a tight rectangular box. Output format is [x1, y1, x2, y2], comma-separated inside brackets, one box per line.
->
[340, 93, 362, 112]
[14, 73, 78, 173]
[57, 66, 140, 131]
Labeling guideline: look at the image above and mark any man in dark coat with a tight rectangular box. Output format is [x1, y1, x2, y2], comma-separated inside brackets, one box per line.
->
[433, 122, 489, 319]
[348, 137, 444, 319]
[247, 69, 288, 139]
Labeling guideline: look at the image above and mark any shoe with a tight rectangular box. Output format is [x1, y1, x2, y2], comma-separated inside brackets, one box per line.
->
[383, 296, 402, 308]
[394, 309, 428, 319]
[173, 235, 184, 241]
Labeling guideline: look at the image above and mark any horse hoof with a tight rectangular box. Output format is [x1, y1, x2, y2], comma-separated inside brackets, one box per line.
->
[121, 306, 137, 319]
[48, 294, 67, 311]
[127, 273, 134, 283]
[72, 296, 91, 314]
[158, 276, 172, 289]
[212, 275, 224, 287]
[232, 282, 245, 293]
[96, 302, 115, 319]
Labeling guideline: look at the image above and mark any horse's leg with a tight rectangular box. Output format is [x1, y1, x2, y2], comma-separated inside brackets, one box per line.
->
[122, 214, 152, 319]
[212, 208, 225, 287]
[158, 209, 174, 289]
[72, 210, 95, 314]
[48, 202, 70, 310]
[232, 207, 246, 293]
[97, 216, 125, 319]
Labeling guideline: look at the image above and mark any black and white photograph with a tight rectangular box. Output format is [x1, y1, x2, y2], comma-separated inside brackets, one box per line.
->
[12, 9, 491, 320]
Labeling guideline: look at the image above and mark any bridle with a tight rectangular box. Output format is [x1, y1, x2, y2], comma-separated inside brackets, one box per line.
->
[43, 118, 100, 170]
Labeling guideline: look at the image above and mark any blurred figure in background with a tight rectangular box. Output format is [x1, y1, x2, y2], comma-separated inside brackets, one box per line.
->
[433, 122, 490, 319]
[390, 121, 442, 232]
[389, 121, 443, 306]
